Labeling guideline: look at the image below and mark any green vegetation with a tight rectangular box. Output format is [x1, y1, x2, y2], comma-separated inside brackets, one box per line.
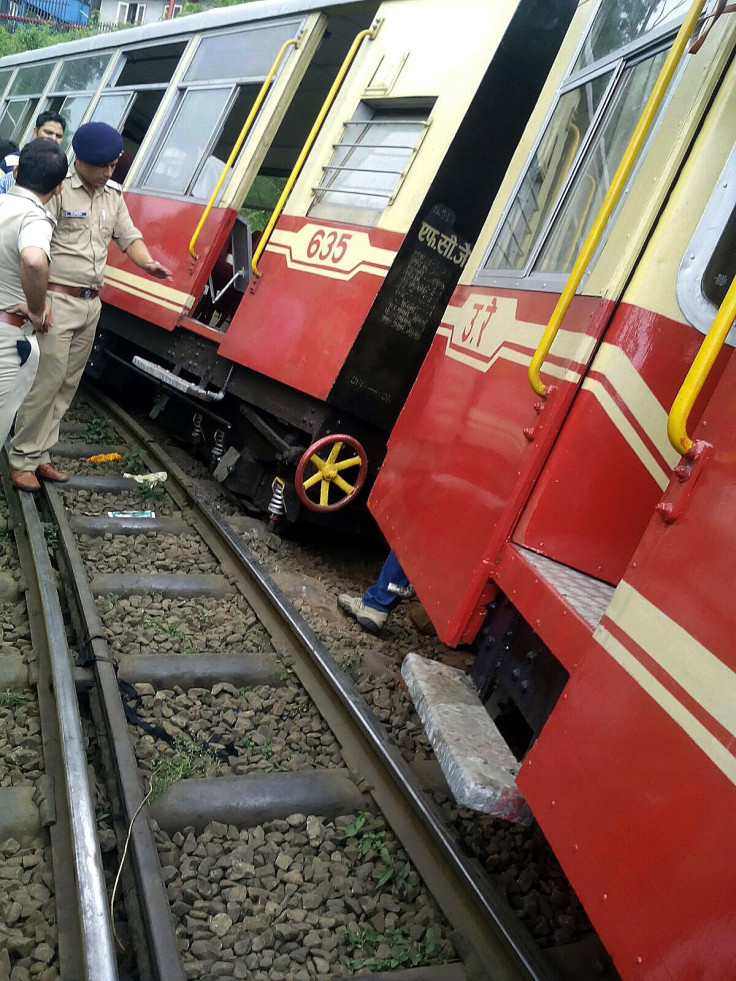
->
[81, 416, 115, 445]
[121, 447, 146, 473]
[240, 175, 287, 232]
[148, 738, 220, 800]
[0, 689, 32, 708]
[343, 926, 439, 973]
[344, 811, 418, 895]
[43, 524, 59, 552]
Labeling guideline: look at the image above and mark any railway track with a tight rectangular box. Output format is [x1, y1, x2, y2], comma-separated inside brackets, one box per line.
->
[0, 389, 582, 981]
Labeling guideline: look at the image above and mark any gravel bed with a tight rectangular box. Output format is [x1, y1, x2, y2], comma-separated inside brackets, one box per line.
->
[79, 533, 219, 576]
[57, 457, 130, 477]
[127, 681, 344, 777]
[74, 396, 596, 949]
[64, 488, 179, 517]
[0, 835, 58, 981]
[0, 699, 43, 788]
[95, 595, 273, 659]
[154, 812, 454, 981]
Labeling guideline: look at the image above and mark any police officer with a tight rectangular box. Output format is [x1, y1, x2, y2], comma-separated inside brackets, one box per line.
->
[0, 139, 67, 448]
[10, 122, 172, 492]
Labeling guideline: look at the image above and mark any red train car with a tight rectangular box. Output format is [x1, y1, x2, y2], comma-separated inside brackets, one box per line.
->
[370, 0, 736, 976]
[0, 0, 576, 521]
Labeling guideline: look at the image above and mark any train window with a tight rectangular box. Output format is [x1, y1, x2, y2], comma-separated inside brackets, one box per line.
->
[0, 69, 12, 100]
[678, 148, 736, 346]
[8, 63, 53, 98]
[309, 103, 431, 226]
[535, 48, 667, 273]
[112, 42, 186, 87]
[54, 56, 110, 93]
[484, 72, 612, 271]
[574, 0, 690, 71]
[0, 101, 27, 141]
[184, 24, 298, 83]
[481, 0, 689, 286]
[144, 87, 232, 195]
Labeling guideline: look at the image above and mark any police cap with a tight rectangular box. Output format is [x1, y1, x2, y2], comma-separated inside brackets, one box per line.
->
[72, 122, 123, 166]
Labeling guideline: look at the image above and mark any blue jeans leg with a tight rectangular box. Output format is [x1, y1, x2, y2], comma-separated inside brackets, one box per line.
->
[363, 551, 409, 613]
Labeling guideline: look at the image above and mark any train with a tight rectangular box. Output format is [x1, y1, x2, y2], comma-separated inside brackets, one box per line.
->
[369, 0, 736, 977]
[0, 0, 575, 523]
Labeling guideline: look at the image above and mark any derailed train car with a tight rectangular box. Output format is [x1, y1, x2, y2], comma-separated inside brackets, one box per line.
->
[0, 0, 575, 522]
[370, 0, 736, 976]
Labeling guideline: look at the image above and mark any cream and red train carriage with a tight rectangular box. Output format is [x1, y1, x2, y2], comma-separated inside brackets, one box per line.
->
[370, 0, 736, 976]
[0, 0, 575, 520]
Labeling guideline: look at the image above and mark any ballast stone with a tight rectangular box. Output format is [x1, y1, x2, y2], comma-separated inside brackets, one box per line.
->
[401, 652, 531, 824]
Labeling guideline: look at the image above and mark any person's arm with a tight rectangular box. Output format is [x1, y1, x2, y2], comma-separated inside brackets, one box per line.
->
[125, 238, 172, 280]
[14, 246, 50, 332]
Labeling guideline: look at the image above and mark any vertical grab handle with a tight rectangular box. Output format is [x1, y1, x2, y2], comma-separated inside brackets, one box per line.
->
[668, 275, 736, 456]
[528, 0, 707, 397]
[251, 22, 379, 279]
[188, 35, 301, 260]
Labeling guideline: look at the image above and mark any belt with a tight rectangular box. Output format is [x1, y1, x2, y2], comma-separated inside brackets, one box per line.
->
[48, 283, 99, 300]
[0, 311, 26, 328]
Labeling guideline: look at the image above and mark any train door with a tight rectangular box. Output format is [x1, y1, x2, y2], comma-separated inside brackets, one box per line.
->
[510, 26, 736, 584]
[516, 329, 736, 979]
[100, 12, 332, 330]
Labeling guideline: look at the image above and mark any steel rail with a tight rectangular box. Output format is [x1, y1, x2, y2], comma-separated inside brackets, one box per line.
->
[0, 459, 118, 980]
[85, 386, 557, 981]
[43, 484, 186, 981]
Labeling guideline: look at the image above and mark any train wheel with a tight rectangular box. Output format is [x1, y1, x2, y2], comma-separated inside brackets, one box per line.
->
[295, 435, 368, 512]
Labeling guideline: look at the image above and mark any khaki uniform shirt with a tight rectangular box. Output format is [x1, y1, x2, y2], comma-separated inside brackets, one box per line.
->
[0, 186, 55, 311]
[46, 169, 142, 289]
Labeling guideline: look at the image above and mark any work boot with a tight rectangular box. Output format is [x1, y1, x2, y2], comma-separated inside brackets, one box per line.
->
[337, 594, 388, 635]
[36, 463, 68, 483]
[10, 467, 40, 493]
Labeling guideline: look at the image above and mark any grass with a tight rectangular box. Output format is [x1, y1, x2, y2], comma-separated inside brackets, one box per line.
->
[343, 926, 438, 972]
[148, 738, 221, 801]
[120, 448, 147, 473]
[142, 617, 195, 653]
[139, 483, 165, 504]
[0, 689, 32, 708]
[81, 416, 115, 445]
[344, 811, 418, 895]
[43, 524, 59, 552]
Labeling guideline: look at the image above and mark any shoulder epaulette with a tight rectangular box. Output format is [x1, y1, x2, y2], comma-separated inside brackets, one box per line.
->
[106, 179, 123, 192]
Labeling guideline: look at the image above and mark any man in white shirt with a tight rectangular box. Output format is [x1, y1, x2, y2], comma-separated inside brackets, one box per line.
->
[0, 139, 67, 450]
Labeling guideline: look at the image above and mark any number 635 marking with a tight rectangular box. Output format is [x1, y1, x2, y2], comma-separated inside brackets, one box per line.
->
[306, 229, 352, 264]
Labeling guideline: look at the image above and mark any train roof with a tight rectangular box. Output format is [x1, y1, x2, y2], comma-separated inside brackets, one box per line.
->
[0, 0, 383, 67]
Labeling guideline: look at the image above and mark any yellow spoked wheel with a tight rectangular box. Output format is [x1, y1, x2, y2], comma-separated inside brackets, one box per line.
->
[295, 434, 368, 512]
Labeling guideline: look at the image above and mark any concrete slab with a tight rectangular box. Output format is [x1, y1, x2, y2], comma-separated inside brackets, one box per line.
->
[89, 573, 236, 598]
[150, 770, 366, 834]
[402, 653, 531, 824]
[70, 516, 190, 537]
[0, 655, 28, 690]
[0, 787, 41, 840]
[0, 572, 21, 602]
[118, 652, 283, 689]
[52, 442, 128, 458]
[65, 475, 139, 492]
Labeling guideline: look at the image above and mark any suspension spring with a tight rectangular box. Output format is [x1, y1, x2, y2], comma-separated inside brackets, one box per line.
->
[210, 429, 225, 467]
[191, 413, 204, 448]
[268, 478, 286, 523]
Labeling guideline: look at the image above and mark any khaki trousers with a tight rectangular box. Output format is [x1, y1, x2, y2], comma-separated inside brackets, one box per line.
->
[9, 292, 101, 471]
[0, 325, 39, 449]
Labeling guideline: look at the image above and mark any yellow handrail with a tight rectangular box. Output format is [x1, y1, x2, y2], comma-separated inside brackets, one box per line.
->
[251, 23, 378, 278]
[188, 35, 301, 260]
[528, 0, 706, 397]
[668, 275, 736, 455]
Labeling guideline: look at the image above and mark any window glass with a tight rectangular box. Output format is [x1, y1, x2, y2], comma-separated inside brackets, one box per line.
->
[190, 84, 261, 199]
[59, 95, 93, 153]
[54, 55, 110, 93]
[1, 100, 38, 141]
[90, 92, 133, 129]
[536, 49, 666, 273]
[310, 106, 429, 226]
[0, 69, 12, 99]
[184, 23, 297, 82]
[146, 87, 231, 194]
[484, 73, 611, 271]
[10, 64, 53, 97]
[702, 206, 736, 309]
[113, 42, 186, 87]
[574, 0, 690, 71]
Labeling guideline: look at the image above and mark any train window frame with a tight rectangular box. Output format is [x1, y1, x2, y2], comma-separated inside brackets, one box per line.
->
[677, 146, 736, 347]
[135, 18, 304, 203]
[475, 0, 696, 293]
[308, 99, 433, 227]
